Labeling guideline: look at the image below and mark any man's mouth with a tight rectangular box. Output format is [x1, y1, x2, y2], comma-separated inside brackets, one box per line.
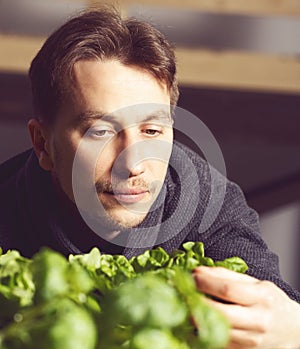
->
[104, 188, 149, 204]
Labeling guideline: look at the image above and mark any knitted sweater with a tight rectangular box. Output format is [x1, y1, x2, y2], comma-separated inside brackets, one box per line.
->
[0, 142, 299, 302]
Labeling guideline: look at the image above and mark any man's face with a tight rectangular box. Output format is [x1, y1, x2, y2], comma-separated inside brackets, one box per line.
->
[46, 59, 173, 230]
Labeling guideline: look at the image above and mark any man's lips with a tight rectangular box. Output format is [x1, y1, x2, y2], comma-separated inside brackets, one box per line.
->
[103, 188, 149, 203]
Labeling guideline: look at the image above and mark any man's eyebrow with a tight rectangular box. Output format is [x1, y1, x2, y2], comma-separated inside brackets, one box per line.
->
[76, 110, 106, 122]
[74, 110, 119, 127]
[76, 109, 172, 124]
[140, 110, 172, 123]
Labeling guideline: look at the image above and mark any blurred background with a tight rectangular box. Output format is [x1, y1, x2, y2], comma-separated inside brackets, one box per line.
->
[0, 0, 299, 288]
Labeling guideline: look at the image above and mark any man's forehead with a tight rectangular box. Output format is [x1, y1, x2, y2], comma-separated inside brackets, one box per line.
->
[72, 59, 166, 89]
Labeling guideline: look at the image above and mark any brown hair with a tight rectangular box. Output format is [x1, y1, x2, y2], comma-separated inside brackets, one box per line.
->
[29, 7, 179, 122]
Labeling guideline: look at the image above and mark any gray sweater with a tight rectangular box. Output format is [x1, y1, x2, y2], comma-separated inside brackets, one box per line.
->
[0, 142, 299, 302]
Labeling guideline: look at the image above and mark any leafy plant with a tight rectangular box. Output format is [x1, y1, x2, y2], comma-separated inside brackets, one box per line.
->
[0, 242, 248, 349]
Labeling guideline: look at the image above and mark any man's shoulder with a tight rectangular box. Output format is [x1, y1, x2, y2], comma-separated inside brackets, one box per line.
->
[0, 149, 49, 254]
[0, 150, 34, 251]
[171, 140, 209, 172]
[0, 149, 33, 185]
[171, 140, 225, 189]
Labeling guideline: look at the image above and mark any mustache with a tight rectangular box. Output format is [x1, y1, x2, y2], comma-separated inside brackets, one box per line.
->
[95, 178, 151, 194]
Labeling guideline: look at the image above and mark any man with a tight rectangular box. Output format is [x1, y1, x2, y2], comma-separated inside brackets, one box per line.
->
[0, 8, 299, 348]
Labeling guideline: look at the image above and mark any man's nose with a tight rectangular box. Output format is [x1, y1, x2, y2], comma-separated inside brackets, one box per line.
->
[113, 131, 146, 178]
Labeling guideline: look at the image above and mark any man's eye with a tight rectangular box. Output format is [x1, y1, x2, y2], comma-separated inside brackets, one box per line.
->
[143, 129, 163, 136]
[88, 129, 115, 138]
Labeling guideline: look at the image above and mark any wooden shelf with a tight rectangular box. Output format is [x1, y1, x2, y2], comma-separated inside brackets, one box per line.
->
[1, 33, 300, 94]
[176, 48, 300, 94]
[89, 0, 300, 17]
[0, 34, 44, 73]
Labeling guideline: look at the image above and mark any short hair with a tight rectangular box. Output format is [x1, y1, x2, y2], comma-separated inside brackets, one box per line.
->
[29, 7, 179, 123]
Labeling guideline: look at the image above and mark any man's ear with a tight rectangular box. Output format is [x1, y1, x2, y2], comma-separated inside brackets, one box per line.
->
[27, 119, 54, 171]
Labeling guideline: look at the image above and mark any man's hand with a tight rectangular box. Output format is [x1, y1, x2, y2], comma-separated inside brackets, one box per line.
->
[193, 266, 300, 349]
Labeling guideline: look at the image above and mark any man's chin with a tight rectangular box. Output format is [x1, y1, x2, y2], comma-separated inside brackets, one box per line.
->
[98, 195, 155, 230]
[103, 210, 148, 230]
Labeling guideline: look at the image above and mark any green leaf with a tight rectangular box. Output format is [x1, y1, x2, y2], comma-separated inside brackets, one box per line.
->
[131, 328, 184, 349]
[130, 251, 151, 273]
[0, 250, 34, 309]
[67, 262, 94, 294]
[38, 299, 97, 349]
[130, 247, 172, 273]
[170, 268, 196, 297]
[69, 247, 101, 271]
[191, 242, 205, 259]
[105, 274, 187, 328]
[215, 257, 248, 273]
[148, 247, 170, 267]
[31, 249, 68, 303]
[198, 256, 215, 267]
[182, 242, 195, 252]
[188, 295, 230, 349]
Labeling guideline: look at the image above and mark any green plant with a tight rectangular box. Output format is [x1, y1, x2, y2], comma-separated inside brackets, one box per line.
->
[0, 242, 248, 349]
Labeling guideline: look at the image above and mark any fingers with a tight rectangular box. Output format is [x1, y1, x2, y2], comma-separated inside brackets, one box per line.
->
[227, 329, 264, 349]
[193, 266, 260, 306]
[192, 267, 300, 349]
[194, 266, 257, 282]
[204, 298, 268, 332]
